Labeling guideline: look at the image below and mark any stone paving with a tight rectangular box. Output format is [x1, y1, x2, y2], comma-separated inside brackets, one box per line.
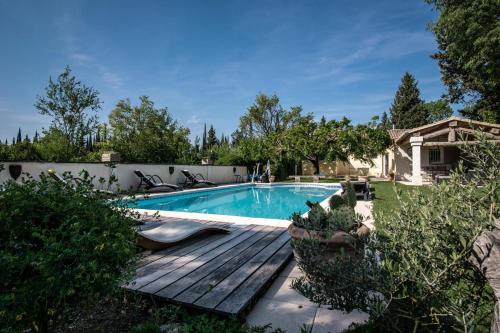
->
[245, 201, 373, 333]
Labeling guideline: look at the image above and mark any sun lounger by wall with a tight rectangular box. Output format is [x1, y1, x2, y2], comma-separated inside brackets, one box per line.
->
[134, 170, 181, 193]
[47, 169, 116, 197]
[180, 169, 216, 188]
[137, 220, 231, 250]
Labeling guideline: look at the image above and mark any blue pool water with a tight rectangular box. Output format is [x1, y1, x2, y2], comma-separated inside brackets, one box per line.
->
[129, 184, 341, 220]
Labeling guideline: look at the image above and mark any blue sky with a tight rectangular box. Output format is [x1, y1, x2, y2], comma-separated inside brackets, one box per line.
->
[0, 0, 445, 142]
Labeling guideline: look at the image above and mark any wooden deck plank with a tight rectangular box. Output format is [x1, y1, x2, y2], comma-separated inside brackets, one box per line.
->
[126, 225, 257, 291]
[138, 225, 271, 294]
[135, 225, 253, 278]
[135, 220, 236, 267]
[135, 233, 226, 272]
[172, 228, 286, 304]
[192, 232, 291, 309]
[215, 241, 293, 315]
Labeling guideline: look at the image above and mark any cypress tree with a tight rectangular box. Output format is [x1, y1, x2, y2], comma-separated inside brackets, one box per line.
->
[33, 131, 39, 143]
[380, 112, 391, 129]
[389, 72, 427, 129]
[16, 128, 22, 144]
[202, 124, 207, 151]
[207, 125, 218, 148]
[24, 134, 30, 143]
[12, 137, 15, 145]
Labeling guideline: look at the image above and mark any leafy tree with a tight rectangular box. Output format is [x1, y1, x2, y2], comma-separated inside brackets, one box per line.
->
[389, 72, 428, 128]
[285, 116, 391, 175]
[0, 173, 137, 333]
[293, 134, 499, 331]
[423, 99, 453, 123]
[4, 140, 39, 161]
[35, 66, 101, 156]
[108, 96, 191, 163]
[35, 128, 75, 162]
[238, 93, 302, 139]
[426, 0, 500, 123]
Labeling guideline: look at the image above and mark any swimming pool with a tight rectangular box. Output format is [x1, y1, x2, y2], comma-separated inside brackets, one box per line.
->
[129, 184, 341, 220]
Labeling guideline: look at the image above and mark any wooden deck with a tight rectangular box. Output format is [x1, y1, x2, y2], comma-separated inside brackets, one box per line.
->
[124, 220, 293, 316]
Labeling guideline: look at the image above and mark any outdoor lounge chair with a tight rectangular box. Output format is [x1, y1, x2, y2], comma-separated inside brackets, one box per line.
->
[180, 169, 216, 188]
[47, 169, 116, 197]
[134, 170, 181, 193]
[137, 220, 231, 250]
[341, 180, 371, 200]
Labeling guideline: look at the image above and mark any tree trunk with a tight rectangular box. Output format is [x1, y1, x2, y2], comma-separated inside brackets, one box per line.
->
[307, 154, 320, 175]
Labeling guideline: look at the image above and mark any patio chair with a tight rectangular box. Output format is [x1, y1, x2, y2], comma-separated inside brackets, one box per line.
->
[341, 180, 371, 200]
[180, 170, 216, 188]
[47, 169, 116, 197]
[134, 170, 181, 193]
[137, 220, 231, 250]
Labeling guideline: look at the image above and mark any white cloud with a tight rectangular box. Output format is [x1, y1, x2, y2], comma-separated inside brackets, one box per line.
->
[187, 114, 201, 125]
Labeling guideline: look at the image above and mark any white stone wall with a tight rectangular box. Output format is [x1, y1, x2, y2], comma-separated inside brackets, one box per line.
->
[0, 162, 248, 192]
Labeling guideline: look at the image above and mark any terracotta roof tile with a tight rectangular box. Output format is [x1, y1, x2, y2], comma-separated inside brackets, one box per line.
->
[388, 129, 406, 140]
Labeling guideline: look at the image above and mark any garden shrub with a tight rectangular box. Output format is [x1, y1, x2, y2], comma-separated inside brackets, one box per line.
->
[0, 172, 138, 333]
[342, 181, 357, 208]
[328, 195, 346, 210]
[291, 202, 358, 233]
[292, 135, 499, 332]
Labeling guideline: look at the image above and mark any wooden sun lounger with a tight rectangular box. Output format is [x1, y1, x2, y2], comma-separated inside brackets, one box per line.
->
[137, 220, 231, 250]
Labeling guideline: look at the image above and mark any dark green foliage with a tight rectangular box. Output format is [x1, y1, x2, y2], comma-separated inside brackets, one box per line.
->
[292, 202, 357, 232]
[389, 72, 428, 128]
[342, 182, 357, 208]
[207, 125, 218, 149]
[423, 99, 453, 123]
[35, 66, 101, 156]
[426, 0, 500, 123]
[329, 195, 346, 210]
[16, 128, 22, 143]
[108, 96, 191, 163]
[293, 135, 499, 332]
[379, 112, 390, 129]
[0, 173, 138, 333]
[131, 305, 285, 333]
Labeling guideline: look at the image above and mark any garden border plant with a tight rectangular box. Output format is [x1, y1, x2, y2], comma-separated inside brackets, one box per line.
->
[290, 134, 499, 332]
[0, 171, 139, 333]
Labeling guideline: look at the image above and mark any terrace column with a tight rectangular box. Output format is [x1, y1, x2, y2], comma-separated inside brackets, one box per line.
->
[410, 136, 423, 185]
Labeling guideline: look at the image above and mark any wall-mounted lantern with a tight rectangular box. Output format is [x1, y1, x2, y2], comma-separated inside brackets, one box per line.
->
[169, 166, 175, 175]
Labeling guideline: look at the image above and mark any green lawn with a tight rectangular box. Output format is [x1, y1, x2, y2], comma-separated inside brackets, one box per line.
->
[371, 181, 431, 218]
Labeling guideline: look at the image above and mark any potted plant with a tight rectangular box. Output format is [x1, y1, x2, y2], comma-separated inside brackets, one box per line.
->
[288, 185, 369, 262]
[358, 168, 369, 182]
[389, 171, 395, 181]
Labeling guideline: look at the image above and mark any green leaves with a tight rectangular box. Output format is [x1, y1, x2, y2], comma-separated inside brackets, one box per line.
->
[426, 0, 500, 122]
[292, 136, 499, 331]
[108, 96, 191, 163]
[0, 173, 138, 332]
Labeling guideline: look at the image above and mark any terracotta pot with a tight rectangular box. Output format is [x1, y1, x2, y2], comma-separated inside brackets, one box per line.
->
[269, 175, 276, 183]
[288, 224, 368, 262]
[358, 175, 369, 182]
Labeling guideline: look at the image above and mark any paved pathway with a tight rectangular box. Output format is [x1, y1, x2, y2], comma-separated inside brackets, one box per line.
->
[245, 200, 373, 333]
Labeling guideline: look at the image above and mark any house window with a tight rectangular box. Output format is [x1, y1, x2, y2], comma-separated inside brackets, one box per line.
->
[429, 148, 442, 164]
